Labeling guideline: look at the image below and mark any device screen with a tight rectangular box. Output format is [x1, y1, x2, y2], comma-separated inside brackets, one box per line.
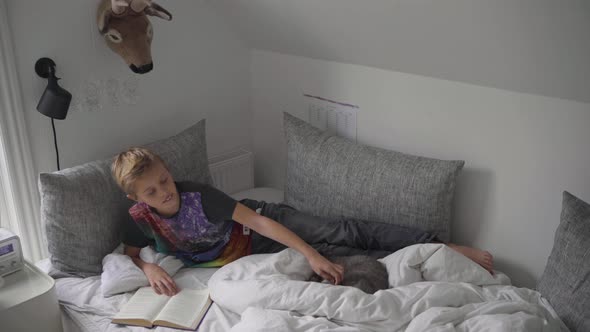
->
[0, 243, 14, 256]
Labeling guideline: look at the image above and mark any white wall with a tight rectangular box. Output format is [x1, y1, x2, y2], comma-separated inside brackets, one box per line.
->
[251, 49, 590, 288]
[212, 0, 590, 104]
[7, 0, 251, 174]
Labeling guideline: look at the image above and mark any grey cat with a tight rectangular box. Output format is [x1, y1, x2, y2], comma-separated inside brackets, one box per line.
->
[309, 255, 389, 294]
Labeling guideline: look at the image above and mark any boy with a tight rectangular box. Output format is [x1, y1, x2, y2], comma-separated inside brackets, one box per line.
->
[112, 147, 493, 296]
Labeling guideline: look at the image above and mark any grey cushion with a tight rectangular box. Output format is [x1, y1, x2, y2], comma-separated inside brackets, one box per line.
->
[283, 112, 464, 242]
[145, 119, 213, 186]
[41, 119, 212, 277]
[537, 191, 590, 332]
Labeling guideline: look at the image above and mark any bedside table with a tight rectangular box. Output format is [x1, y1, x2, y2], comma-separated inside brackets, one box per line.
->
[0, 260, 63, 332]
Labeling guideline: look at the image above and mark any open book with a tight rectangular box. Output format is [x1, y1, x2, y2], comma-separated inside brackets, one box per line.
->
[112, 287, 212, 330]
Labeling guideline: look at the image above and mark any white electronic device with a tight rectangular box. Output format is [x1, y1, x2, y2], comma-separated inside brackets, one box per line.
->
[0, 228, 24, 277]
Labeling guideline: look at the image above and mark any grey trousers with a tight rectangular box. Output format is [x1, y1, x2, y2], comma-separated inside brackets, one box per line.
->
[239, 199, 439, 259]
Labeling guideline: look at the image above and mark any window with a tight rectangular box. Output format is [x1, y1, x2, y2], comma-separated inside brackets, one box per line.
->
[0, 182, 8, 229]
[0, 0, 47, 262]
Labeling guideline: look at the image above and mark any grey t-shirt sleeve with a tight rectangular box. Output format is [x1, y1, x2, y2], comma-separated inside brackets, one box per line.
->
[122, 214, 152, 248]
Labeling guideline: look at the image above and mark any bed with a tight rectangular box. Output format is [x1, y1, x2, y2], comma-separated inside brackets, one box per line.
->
[37, 233, 568, 332]
[36, 115, 586, 331]
[36, 187, 283, 332]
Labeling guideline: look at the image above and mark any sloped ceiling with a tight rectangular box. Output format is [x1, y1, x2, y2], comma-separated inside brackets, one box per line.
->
[209, 0, 590, 103]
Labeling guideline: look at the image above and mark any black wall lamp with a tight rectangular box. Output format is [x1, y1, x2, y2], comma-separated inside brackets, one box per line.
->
[35, 57, 72, 170]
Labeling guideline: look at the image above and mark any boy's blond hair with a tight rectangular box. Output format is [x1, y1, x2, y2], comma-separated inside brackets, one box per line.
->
[112, 147, 167, 194]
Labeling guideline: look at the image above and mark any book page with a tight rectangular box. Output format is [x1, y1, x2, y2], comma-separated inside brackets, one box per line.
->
[112, 287, 169, 323]
[155, 289, 211, 329]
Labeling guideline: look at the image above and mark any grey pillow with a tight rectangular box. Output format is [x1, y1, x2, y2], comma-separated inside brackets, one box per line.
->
[41, 119, 212, 277]
[145, 119, 213, 186]
[537, 191, 590, 332]
[283, 112, 464, 242]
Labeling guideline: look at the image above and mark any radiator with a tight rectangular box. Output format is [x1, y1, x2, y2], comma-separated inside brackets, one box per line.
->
[208, 149, 254, 194]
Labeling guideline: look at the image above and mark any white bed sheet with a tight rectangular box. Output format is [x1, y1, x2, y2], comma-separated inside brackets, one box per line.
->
[36, 187, 284, 332]
[54, 267, 240, 332]
[36, 244, 240, 332]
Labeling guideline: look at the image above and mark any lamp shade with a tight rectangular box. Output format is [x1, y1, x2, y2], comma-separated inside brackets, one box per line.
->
[35, 58, 71, 120]
[36, 77, 71, 120]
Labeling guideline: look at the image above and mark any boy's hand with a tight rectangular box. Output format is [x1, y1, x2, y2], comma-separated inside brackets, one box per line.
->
[308, 253, 344, 285]
[142, 263, 178, 296]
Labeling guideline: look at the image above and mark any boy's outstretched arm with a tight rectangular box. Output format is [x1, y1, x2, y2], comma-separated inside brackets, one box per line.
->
[124, 245, 178, 296]
[232, 203, 344, 285]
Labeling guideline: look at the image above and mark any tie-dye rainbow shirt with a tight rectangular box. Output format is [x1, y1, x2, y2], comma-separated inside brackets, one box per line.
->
[129, 191, 251, 267]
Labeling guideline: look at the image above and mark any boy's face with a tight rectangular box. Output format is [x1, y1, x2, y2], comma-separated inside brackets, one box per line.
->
[127, 161, 180, 217]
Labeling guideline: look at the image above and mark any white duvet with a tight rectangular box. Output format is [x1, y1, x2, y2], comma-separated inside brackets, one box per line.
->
[208, 244, 569, 332]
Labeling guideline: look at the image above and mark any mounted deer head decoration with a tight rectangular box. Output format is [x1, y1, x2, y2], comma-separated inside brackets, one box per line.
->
[97, 0, 172, 74]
